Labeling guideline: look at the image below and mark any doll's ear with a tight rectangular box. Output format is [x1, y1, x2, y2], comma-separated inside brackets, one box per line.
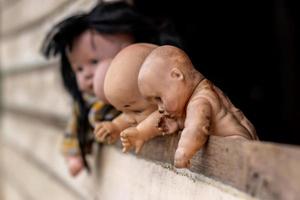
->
[170, 68, 184, 80]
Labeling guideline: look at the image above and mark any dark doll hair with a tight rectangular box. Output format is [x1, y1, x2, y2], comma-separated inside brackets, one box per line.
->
[41, 1, 182, 171]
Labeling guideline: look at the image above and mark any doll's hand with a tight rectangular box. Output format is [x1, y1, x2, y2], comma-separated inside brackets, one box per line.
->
[94, 122, 120, 144]
[157, 116, 179, 135]
[120, 127, 144, 154]
[174, 147, 191, 168]
[66, 156, 84, 177]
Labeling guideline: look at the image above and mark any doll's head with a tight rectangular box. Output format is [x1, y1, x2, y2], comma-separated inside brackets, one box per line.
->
[102, 43, 158, 122]
[92, 57, 112, 103]
[67, 30, 133, 96]
[138, 45, 204, 118]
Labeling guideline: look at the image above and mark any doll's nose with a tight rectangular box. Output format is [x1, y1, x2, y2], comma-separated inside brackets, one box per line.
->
[158, 106, 164, 114]
[84, 73, 93, 80]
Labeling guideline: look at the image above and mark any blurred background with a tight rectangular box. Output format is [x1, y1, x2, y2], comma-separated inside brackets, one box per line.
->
[0, 0, 299, 199]
[0, 1, 100, 199]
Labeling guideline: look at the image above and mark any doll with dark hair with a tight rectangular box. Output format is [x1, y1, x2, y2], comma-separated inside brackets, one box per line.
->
[41, 1, 181, 176]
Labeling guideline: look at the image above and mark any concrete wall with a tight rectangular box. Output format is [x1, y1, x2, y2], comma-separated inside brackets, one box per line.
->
[0, 1, 257, 199]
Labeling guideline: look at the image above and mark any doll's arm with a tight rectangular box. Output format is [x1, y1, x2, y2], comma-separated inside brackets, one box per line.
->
[94, 113, 132, 144]
[120, 110, 179, 153]
[174, 98, 211, 168]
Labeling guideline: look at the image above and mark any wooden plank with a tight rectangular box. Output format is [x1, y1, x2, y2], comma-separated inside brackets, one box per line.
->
[128, 134, 300, 200]
[243, 142, 300, 200]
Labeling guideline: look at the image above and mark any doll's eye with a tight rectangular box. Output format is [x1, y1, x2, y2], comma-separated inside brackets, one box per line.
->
[154, 97, 162, 103]
[132, 110, 142, 114]
[90, 59, 99, 65]
[76, 66, 83, 72]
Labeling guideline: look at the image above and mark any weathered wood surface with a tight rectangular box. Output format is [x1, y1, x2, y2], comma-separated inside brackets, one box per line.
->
[123, 134, 300, 200]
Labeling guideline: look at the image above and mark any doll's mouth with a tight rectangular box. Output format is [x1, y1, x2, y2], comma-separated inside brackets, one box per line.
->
[89, 85, 94, 93]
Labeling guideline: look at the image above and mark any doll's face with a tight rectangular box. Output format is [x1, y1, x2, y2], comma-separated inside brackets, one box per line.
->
[93, 58, 112, 103]
[116, 95, 157, 123]
[103, 43, 158, 122]
[68, 30, 133, 95]
[139, 57, 188, 118]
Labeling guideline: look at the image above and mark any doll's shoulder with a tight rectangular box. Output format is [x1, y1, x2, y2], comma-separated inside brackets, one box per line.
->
[189, 79, 225, 112]
[191, 79, 218, 103]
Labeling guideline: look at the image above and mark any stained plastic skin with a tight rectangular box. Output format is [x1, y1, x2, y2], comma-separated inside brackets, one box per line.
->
[138, 45, 258, 168]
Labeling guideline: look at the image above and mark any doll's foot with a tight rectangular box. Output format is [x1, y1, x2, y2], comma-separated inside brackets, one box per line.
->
[174, 148, 191, 168]
[66, 156, 84, 177]
[120, 127, 144, 154]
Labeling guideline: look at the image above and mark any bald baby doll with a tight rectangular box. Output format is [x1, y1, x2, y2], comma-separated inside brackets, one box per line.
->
[138, 45, 258, 168]
[93, 43, 178, 152]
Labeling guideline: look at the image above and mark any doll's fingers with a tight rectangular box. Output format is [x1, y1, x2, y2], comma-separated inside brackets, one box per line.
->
[97, 128, 106, 136]
[95, 131, 103, 141]
[106, 136, 113, 144]
[96, 130, 107, 142]
[122, 145, 131, 153]
[94, 124, 103, 133]
[122, 140, 130, 145]
[122, 140, 131, 147]
[120, 131, 128, 137]
[95, 133, 103, 142]
[122, 141, 131, 147]
[120, 135, 126, 140]
[99, 130, 110, 141]
[109, 135, 118, 144]
[106, 133, 117, 144]
[120, 136, 129, 143]
[120, 136, 129, 142]
[96, 130, 106, 141]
